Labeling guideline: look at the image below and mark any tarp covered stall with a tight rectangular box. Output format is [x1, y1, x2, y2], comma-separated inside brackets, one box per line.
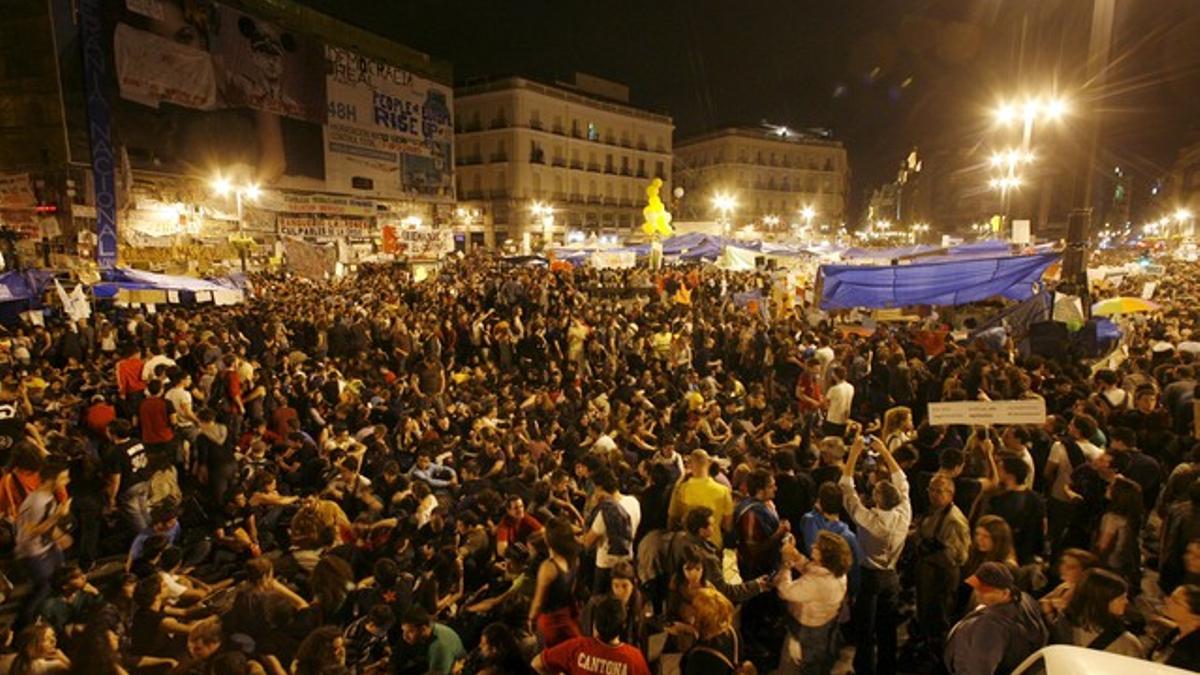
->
[715, 246, 758, 271]
[0, 270, 56, 324]
[93, 268, 242, 304]
[818, 253, 1059, 310]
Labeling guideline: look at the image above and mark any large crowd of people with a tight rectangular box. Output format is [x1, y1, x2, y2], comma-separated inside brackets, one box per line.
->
[0, 251, 1199, 675]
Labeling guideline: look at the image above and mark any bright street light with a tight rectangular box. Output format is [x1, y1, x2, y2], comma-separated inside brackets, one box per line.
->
[763, 214, 780, 228]
[989, 148, 1035, 169]
[1174, 208, 1193, 223]
[712, 193, 737, 214]
[989, 176, 1023, 191]
[994, 96, 1070, 126]
[210, 174, 262, 270]
[800, 205, 816, 222]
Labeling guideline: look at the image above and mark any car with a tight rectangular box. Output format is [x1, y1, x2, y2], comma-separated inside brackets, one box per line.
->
[1010, 645, 1192, 675]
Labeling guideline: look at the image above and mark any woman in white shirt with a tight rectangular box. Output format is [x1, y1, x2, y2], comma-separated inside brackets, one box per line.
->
[776, 530, 852, 675]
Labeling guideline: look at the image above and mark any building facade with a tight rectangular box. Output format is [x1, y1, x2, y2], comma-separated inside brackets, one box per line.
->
[672, 126, 848, 237]
[454, 74, 673, 251]
[0, 0, 456, 271]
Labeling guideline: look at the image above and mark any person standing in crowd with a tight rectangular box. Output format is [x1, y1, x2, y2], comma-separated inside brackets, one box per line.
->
[944, 562, 1048, 675]
[1050, 568, 1143, 656]
[776, 530, 852, 675]
[913, 474, 970, 662]
[533, 596, 651, 675]
[840, 432, 911, 675]
[15, 460, 72, 626]
[668, 449, 734, 548]
[822, 365, 854, 438]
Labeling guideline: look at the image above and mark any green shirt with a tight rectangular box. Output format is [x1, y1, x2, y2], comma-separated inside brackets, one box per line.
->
[428, 623, 465, 674]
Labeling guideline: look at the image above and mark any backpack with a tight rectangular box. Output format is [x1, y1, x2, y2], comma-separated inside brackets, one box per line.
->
[729, 498, 779, 550]
[209, 369, 231, 410]
[588, 499, 633, 557]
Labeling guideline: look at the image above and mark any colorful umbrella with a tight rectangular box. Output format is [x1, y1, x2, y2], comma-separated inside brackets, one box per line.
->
[1091, 296, 1160, 316]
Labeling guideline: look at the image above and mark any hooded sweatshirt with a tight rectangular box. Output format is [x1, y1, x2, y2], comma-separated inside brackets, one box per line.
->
[945, 591, 1048, 675]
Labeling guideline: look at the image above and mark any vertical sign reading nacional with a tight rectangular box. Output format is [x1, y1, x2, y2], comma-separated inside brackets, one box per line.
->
[79, 0, 118, 268]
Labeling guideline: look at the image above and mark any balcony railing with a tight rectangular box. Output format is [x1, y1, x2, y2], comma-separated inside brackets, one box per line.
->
[570, 160, 584, 170]
[457, 155, 482, 166]
[530, 152, 545, 164]
[490, 118, 508, 129]
[551, 158, 566, 167]
[490, 152, 508, 162]
[530, 119, 543, 130]
[587, 163, 601, 172]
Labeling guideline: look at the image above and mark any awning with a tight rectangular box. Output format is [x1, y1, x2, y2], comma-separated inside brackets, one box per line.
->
[818, 253, 1060, 309]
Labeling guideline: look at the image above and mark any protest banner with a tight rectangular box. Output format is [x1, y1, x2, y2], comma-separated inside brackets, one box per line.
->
[927, 399, 1047, 426]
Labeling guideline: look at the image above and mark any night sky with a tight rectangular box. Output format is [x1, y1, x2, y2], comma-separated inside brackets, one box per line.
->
[299, 0, 1200, 222]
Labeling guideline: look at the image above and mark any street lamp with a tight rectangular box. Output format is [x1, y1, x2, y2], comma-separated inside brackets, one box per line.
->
[1174, 208, 1194, 238]
[210, 175, 260, 270]
[989, 148, 1035, 170]
[800, 205, 816, 233]
[994, 96, 1070, 143]
[531, 201, 555, 247]
[910, 223, 930, 244]
[712, 192, 737, 236]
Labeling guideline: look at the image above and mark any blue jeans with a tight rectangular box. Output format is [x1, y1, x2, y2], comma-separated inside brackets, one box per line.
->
[20, 545, 64, 626]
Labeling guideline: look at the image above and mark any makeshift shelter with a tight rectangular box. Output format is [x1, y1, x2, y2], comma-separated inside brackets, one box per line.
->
[93, 268, 242, 305]
[818, 253, 1059, 310]
[715, 246, 758, 271]
[0, 269, 56, 324]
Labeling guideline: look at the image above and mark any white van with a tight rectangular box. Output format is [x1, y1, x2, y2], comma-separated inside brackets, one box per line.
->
[1011, 645, 1192, 675]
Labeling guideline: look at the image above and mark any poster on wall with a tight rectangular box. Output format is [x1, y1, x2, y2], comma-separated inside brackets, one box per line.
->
[104, 0, 325, 184]
[210, 4, 326, 123]
[0, 174, 35, 209]
[324, 46, 454, 200]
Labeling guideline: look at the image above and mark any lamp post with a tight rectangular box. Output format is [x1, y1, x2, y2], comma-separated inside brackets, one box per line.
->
[910, 223, 929, 244]
[211, 176, 260, 270]
[763, 214, 780, 238]
[1175, 208, 1194, 239]
[712, 193, 736, 237]
[800, 206, 816, 242]
[531, 201, 555, 249]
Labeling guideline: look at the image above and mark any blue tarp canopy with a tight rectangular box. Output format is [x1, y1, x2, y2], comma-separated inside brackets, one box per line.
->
[0, 270, 55, 304]
[93, 268, 228, 299]
[818, 253, 1060, 310]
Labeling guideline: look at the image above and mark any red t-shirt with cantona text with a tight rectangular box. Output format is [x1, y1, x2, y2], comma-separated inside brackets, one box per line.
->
[540, 636, 651, 675]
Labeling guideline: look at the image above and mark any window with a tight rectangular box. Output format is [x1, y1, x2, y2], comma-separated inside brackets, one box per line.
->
[738, 148, 748, 163]
[637, 158, 646, 176]
[756, 150, 764, 164]
[530, 109, 541, 128]
[824, 157, 835, 171]
[655, 161, 664, 178]
[531, 172, 542, 195]
[587, 122, 600, 141]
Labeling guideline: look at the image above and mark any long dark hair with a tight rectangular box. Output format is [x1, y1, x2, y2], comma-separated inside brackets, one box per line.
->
[292, 625, 348, 675]
[1064, 568, 1127, 631]
[1107, 476, 1144, 523]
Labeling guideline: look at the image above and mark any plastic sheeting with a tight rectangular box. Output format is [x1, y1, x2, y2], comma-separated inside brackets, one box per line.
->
[715, 246, 758, 270]
[93, 267, 237, 301]
[818, 253, 1059, 310]
[0, 270, 55, 303]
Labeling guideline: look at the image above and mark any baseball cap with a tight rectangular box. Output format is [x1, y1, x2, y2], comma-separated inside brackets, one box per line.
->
[966, 561, 1015, 594]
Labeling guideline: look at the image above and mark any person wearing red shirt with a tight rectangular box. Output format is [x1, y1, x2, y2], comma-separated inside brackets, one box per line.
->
[138, 380, 175, 453]
[115, 345, 146, 418]
[496, 495, 543, 557]
[84, 394, 117, 440]
[534, 596, 651, 675]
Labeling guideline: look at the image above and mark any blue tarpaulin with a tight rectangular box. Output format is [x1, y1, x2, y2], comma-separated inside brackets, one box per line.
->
[818, 253, 1060, 309]
[0, 270, 55, 304]
[93, 268, 229, 299]
[949, 240, 1012, 256]
[841, 245, 938, 260]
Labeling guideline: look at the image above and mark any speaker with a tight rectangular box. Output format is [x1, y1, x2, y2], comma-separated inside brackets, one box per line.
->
[1028, 320, 1069, 360]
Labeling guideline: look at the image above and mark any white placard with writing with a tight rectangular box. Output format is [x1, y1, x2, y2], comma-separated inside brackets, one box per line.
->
[927, 399, 1047, 426]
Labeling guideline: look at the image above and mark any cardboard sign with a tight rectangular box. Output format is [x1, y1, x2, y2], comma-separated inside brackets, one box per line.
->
[928, 399, 1046, 426]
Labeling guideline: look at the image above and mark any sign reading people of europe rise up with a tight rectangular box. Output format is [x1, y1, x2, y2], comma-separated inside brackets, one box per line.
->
[324, 46, 455, 200]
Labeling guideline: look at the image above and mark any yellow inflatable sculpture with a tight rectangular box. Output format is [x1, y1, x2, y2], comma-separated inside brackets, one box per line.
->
[640, 178, 673, 269]
[640, 178, 674, 238]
